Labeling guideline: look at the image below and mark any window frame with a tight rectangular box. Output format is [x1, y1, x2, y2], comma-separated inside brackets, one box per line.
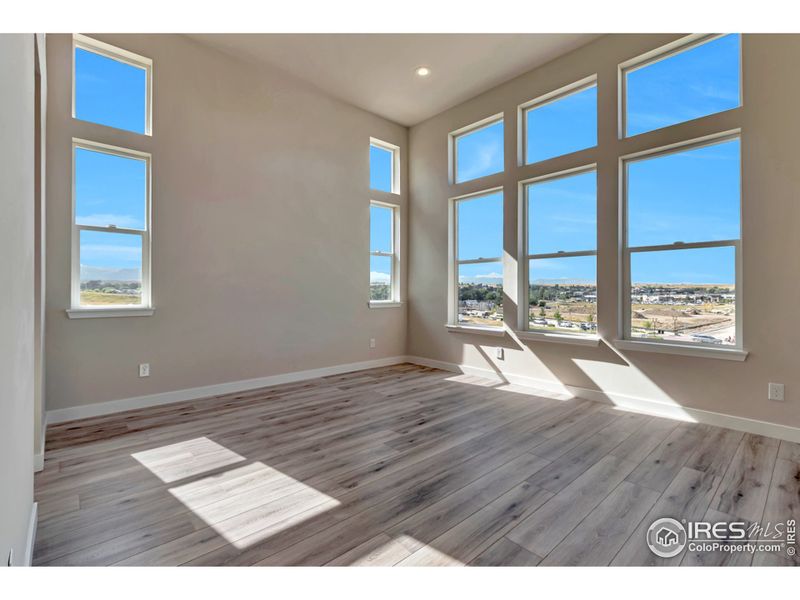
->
[72, 33, 154, 136]
[449, 113, 504, 185]
[518, 75, 597, 167]
[619, 130, 743, 351]
[618, 33, 742, 140]
[448, 187, 504, 331]
[517, 164, 598, 338]
[69, 138, 153, 316]
[369, 137, 400, 195]
[368, 200, 400, 307]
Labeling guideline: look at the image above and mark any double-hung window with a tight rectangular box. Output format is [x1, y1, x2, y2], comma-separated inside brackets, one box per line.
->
[449, 189, 504, 329]
[521, 167, 597, 335]
[71, 140, 152, 312]
[69, 35, 153, 317]
[619, 34, 743, 352]
[369, 202, 399, 304]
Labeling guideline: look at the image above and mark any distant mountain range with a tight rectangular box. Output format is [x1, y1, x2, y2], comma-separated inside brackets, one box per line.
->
[80, 265, 141, 282]
[531, 278, 595, 285]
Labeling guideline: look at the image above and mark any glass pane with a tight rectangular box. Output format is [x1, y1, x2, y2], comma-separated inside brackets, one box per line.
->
[528, 256, 596, 333]
[369, 205, 393, 253]
[75, 46, 147, 134]
[627, 138, 739, 248]
[630, 246, 736, 346]
[370, 144, 393, 192]
[457, 191, 503, 261]
[455, 120, 503, 183]
[526, 85, 597, 164]
[75, 147, 147, 230]
[458, 262, 503, 327]
[79, 230, 143, 306]
[626, 34, 740, 137]
[370, 255, 392, 301]
[527, 170, 596, 255]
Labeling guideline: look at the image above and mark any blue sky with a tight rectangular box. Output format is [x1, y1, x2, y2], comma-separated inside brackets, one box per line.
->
[626, 34, 740, 136]
[526, 85, 596, 164]
[369, 205, 393, 284]
[75, 47, 147, 134]
[370, 145, 393, 192]
[456, 120, 504, 183]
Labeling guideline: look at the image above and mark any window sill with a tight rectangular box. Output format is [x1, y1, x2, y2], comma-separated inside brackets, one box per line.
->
[445, 324, 506, 337]
[368, 301, 403, 309]
[517, 330, 600, 347]
[66, 307, 155, 319]
[613, 339, 748, 362]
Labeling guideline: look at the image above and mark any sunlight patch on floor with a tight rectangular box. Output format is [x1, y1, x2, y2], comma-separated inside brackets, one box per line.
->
[131, 437, 246, 483]
[168, 459, 340, 549]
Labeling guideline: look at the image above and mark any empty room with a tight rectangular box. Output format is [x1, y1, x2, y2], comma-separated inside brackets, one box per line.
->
[2, 2, 799, 590]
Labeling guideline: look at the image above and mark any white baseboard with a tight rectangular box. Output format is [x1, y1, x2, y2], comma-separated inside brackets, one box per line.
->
[405, 355, 800, 444]
[23, 502, 37, 566]
[47, 355, 409, 425]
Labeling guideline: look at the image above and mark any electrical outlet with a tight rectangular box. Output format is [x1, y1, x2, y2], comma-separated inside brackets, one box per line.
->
[139, 363, 150, 378]
[496, 347, 504, 360]
[768, 382, 784, 402]
[369, 338, 376, 349]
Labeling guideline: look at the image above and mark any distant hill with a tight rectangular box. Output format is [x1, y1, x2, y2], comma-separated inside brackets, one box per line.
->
[80, 264, 141, 282]
[531, 278, 595, 285]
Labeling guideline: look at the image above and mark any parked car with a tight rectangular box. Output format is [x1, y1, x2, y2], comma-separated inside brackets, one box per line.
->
[532, 318, 547, 326]
[558, 321, 574, 328]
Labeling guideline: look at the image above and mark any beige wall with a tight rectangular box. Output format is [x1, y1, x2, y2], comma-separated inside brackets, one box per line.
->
[45, 34, 408, 411]
[0, 33, 35, 564]
[408, 34, 800, 429]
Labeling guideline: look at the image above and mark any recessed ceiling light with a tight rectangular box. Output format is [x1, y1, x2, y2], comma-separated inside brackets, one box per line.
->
[415, 66, 431, 77]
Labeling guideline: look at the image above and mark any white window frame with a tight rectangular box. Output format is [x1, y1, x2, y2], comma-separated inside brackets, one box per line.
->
[517, 75, 597, 166]
[447, 187, 504, 333]
[68, 138, 153, 318]
[619, 33, 742, 139]
[517, 165, 599, 343]
[369, 200, 400, 307]
[618, 130, 743, 354]
[369, 138, 400, 195]
[72, 33, 154, 136]
[449, 113, 504, 185]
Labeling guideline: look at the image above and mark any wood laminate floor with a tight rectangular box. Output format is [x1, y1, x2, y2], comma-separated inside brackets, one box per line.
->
[33, 364, 800, 566]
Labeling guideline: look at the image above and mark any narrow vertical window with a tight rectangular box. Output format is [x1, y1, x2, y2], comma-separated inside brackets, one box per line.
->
[71, 140, 151, 312]
[369, 202, 399, 304]
[522, 168, 597, 335]
[370, 138, 400, 194]
[449, 189, 504, 329]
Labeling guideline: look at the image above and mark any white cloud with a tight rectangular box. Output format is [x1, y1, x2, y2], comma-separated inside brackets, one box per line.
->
[370, 271, 390, 284]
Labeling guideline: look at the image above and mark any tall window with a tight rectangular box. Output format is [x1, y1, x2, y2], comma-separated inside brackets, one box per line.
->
[622, 34, 741, 137]
[622, 135, 740, 347]
[521, 77, 597, 164]
[73, 34, 152, 135]
[521, 168, 597, 334]
[370, 138, 399, 194]
[450, 115, 504, 184]
[369, 202, 398, 304]
[69, 36, 153, 317]
[449, 189, 504, 328]
[72, 139, 151, 310]
[620, 34, 742, 350]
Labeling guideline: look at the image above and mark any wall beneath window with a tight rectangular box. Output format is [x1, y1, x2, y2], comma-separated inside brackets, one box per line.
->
[0, 33, 36, 564]
[408, 34, 800, 430]
[45, 34, 408, 412]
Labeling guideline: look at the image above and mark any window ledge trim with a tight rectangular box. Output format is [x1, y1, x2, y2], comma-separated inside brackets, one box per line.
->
[368, 301, 403, 309]
[613, 339, 747, 361]
[67, 307, 155, 319]
[445, 324, 506, 337]
[517, 330, 600, 347]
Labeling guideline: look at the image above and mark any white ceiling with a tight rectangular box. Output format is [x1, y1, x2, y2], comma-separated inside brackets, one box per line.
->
[187, 34, 600, 126]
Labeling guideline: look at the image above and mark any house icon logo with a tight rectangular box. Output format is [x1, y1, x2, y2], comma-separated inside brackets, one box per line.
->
[646, 518, 687, 558]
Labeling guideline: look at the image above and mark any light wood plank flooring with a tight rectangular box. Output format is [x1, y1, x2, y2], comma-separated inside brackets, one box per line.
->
[33, 364, 799, 566]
